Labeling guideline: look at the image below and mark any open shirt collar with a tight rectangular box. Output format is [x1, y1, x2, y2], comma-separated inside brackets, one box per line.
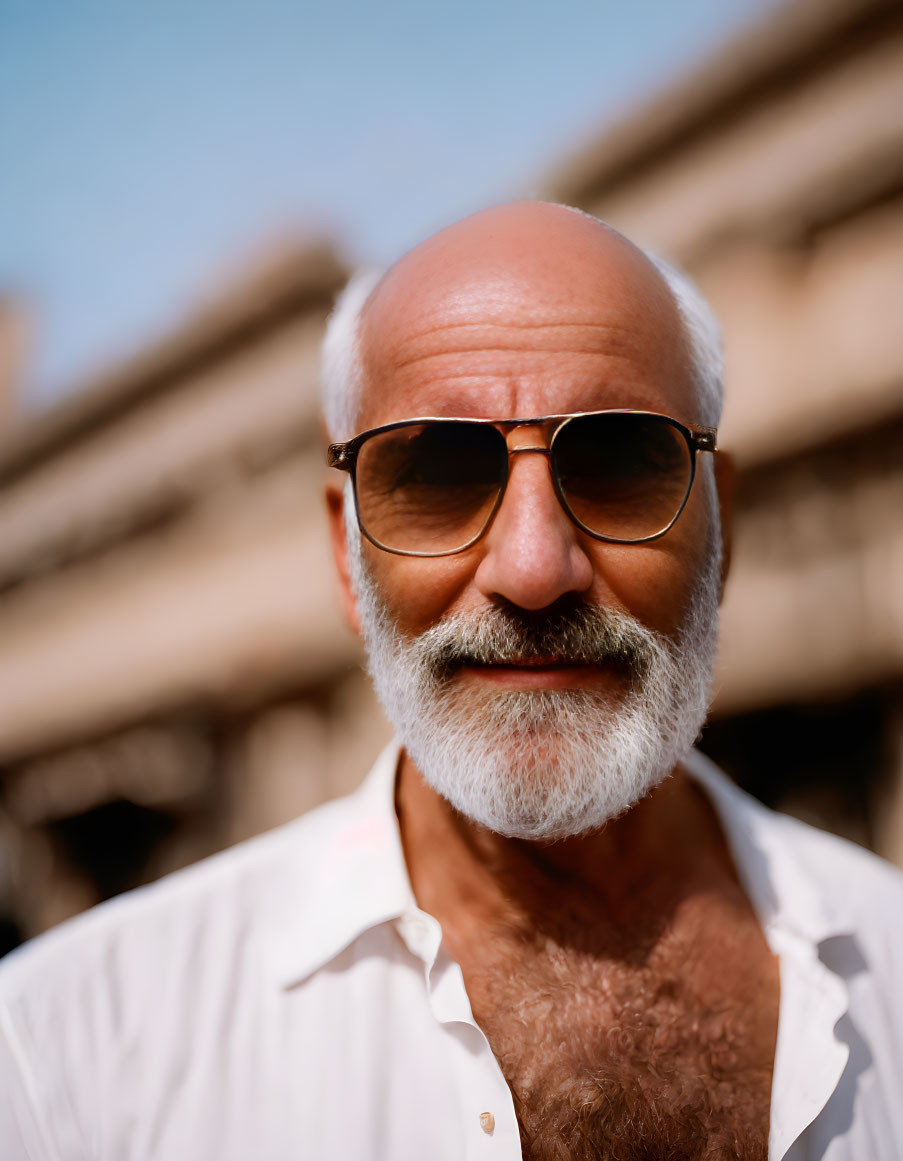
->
[271, 740, 855, 1158]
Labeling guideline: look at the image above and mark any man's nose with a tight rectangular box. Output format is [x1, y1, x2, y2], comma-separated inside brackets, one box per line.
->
[473, 450, 594, 610]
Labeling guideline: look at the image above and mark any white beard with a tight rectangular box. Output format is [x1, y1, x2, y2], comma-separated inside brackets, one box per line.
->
[345, 486, 721, 841]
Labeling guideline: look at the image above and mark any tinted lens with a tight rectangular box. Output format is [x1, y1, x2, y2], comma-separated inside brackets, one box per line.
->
[553, 413, 693, 541]
[355, 421, 507, 552]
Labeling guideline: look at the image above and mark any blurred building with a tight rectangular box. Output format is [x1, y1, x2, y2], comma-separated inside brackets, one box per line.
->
[0, 244, 392, 952]
[548, 0, 903, 859]
[1, 0, 901, 953]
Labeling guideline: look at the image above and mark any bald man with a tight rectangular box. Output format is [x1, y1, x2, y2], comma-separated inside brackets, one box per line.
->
[1, 205, 901, 1161]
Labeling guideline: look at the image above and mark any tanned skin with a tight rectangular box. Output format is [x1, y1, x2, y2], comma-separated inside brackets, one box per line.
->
[397, 755, 778, 1161]
[327, 202, 778, 1160]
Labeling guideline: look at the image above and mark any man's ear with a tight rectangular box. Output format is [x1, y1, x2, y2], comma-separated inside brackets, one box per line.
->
[326, 481, 362, 637]
[713, 450, 736, 599]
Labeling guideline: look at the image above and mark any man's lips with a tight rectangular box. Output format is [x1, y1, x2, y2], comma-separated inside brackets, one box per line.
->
[457, 657, 625, 691]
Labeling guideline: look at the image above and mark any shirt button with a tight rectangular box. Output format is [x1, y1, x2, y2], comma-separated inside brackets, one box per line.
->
[479, 1111, 495, 1134]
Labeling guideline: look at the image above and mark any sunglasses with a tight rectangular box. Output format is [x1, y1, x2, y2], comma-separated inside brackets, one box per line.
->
[327, 410, 718, 557]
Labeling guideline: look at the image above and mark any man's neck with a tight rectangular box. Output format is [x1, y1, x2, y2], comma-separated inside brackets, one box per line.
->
[395, 751, 742, 949]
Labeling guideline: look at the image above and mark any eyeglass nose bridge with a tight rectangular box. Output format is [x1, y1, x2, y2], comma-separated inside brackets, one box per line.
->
[508, 445, 552, 458]
[487, 442, 568, 541]
[498, 430, 555, 488]
[502, 415, 559, 452]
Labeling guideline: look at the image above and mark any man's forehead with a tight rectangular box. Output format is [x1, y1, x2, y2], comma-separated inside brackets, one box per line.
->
[356, 204, 693, 422]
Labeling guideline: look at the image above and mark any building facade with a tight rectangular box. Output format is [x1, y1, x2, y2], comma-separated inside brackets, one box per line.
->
[1, 0, 901, 952]
[0, 245, 392, 951]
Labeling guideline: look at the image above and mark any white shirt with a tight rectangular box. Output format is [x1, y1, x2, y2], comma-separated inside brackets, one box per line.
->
[1, 742, 901, 1161]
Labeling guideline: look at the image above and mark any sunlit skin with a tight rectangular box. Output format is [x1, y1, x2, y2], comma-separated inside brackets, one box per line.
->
[326, 203, 776, 1157]
[326, 203, 740, 881]
[327, 203, 736, 851]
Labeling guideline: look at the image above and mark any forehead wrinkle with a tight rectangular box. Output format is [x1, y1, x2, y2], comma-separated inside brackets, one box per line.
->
[387, 320, 637, 372]
[390, 361, 634, 383]
[419, 356, 644, 381]
[387, 365, 670, 424]
[400, 318, 617, 335]
[393, 344, 630, 372]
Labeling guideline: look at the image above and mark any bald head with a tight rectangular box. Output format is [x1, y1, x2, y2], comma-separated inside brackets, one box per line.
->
[366, 203, 676, 339]
[322, 202, 722, 439]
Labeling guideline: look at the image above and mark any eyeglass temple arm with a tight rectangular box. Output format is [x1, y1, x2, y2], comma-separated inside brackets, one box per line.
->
[692, 428, 717, 453]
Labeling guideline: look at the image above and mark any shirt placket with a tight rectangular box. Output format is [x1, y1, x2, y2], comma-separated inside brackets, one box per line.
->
[767, 925, 851, 1160]
[397, 909, 522, 1160]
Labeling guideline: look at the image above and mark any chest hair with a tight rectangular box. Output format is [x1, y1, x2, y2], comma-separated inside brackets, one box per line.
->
[460, 903, 778, 1161]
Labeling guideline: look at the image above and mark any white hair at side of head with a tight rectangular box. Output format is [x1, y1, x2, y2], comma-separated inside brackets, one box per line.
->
[321, 267, 383, 441]
[645, 253, 724, 428]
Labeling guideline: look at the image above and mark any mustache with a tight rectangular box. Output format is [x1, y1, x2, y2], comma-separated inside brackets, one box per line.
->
[409, 600, 660, 680]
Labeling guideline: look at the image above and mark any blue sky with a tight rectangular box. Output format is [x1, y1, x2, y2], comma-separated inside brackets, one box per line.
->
[1, 1, 772, 409]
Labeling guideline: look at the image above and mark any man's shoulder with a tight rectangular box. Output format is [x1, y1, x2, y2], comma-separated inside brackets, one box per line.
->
[688, 748, 903, 943]
[767, 801, 903, 925]
[0, 747, 403, 1157]
[0, 785, 359, 1005]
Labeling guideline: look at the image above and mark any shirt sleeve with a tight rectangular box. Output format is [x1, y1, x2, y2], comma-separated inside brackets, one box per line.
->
[0, 1004, 59, 1161]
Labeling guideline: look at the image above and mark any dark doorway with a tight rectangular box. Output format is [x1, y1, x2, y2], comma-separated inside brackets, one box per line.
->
[47, 799, 178, 902]
[700, 691, 886, 850]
